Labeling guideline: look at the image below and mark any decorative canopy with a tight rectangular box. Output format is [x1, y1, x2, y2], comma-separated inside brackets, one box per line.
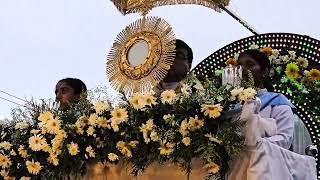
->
[111, 0, 230, 15]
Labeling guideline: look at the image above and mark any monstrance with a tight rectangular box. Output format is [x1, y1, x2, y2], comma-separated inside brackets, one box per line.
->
[106, 16, 176, 95]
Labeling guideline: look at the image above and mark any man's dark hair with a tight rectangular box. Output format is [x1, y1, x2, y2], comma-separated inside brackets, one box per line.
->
[58, 78, 87, 95]
[176, 39, 193, 65]
[238, 49, 274, 91]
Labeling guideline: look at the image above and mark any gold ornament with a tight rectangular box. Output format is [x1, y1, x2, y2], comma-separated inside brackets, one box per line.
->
[111, 0, 230, 16]
[106, 16, 176, 95]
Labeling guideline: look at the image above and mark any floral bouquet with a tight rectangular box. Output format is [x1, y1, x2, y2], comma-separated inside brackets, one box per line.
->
[0, 76, 257, 180]
[223, 43, 320, 117]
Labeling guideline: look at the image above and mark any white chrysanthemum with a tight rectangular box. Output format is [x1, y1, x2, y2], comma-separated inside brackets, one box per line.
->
[230, 87, 244, 101]
[272, 49, 280, 57]
[249, 43, 259, 49]
[180, 83, 192, 97]
[234, 53, 240, 60]
[280, 55, 290, 63]
[15, 122, 29, 130]
[288, 50, 296, 59]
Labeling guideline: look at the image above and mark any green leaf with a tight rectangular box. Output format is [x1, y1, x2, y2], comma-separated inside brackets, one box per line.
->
[216, 96, 224, 103]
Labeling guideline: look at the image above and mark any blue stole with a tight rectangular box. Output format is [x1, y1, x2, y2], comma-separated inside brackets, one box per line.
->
[258, 90, 296, 111]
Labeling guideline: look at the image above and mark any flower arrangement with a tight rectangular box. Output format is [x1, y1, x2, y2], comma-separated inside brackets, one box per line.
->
[224, 43, 320, 119]
[0, 77, 257, 179]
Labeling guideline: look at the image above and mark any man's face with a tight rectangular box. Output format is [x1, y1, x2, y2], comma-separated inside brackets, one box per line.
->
[163, 48, 191, 83]
[238, 55, 263, 83]
[55, 82, 79, 110]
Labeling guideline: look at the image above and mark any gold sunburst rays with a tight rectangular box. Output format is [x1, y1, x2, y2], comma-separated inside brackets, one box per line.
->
[106, 16, 176, 96]
[111, 0, 230, 16]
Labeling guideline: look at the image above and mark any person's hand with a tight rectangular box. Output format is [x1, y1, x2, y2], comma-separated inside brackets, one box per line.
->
[240, 98, 261, 122]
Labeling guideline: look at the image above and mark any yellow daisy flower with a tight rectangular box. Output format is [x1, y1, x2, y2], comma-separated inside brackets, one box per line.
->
[188, 116, 204, 131]
[94, 101, 110, 114]
[51, 141, 62, 152]
[86, 146, 95, 158]
[42, 142, 50, 153]
[144, 94, 157, 107]
[28, 134, 46, 151]
[111, 122, 119, 132]
[47, 153, 59, 166]
[307, 69, 320, 81]
[182, 137, 191, 146]
[0, 141, 12, 150]
[241, 88, 257, 100]
[88, 114, 98, 127]
[75, 126, 84, 135]
[0, 154, 11, 168]
[116, 142, 132, 158]
[38, 111, 54, 123]
[285, 63, 300, 80]
[26, 159, 42, 175]
[0, 170, 9, 178]
[68, 142, 79, 156]
[123, 148, 132, 158]
[96, 117, 108, 129]
[44, 118, 61, 135]
[150, 131, 159, 142]
[201, 104, 223, 119]
[179, 119, 189, 137]
[129, 94, 146, 110]
[159, 142, 175, 156]
[128, 141, 139, 148]
[139, 119, 154, 133]
[18, 145, 29, 158]
[230, 87, 244, 101]
[111, 108, 128, 123]
[108, 153, 118, 162]
[160, 90, 177, 104]
[116, 141, 126, 150]
[204, 162, 220, 174]
[86, 126, 95, 136]
[77, 116, 89, 126]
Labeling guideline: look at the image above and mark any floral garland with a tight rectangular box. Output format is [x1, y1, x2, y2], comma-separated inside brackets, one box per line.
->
[224, 43, 320, 117]
[0, 77, 257, 179]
